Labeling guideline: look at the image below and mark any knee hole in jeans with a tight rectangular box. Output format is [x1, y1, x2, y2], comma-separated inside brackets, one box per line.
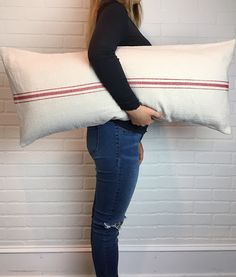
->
[103, 216, 126, 231]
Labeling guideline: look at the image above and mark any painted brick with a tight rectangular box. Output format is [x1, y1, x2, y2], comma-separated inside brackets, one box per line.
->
[0, 0, 235, 248]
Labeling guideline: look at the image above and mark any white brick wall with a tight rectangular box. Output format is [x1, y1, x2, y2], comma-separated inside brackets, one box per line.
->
[0, 0, 236, 249]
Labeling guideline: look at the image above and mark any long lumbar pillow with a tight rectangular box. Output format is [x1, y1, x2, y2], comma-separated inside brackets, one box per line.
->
[0, 38, 235, 147]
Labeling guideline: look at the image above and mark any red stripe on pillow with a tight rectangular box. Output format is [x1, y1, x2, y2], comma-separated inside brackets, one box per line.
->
[13, 78, 229, 104]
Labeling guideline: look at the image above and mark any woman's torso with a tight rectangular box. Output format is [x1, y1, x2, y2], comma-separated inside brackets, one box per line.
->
[97, 1, 152, 134]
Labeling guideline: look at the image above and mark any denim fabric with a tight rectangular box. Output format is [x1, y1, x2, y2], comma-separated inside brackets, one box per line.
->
[86, 120, 145, 277]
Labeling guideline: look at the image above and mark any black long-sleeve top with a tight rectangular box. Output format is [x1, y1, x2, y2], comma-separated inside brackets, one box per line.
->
[87, 0, 152, 134]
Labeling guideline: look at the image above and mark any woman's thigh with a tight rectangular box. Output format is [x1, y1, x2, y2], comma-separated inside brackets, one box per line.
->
[86, 121, 144, 228]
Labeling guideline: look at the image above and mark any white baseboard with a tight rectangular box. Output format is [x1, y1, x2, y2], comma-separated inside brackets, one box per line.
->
[0, 244, 236, 276]
[2, 275, 236, 277]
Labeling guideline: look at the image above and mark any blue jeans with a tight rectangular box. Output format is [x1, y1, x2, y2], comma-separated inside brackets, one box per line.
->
[86, 120, 145, 277]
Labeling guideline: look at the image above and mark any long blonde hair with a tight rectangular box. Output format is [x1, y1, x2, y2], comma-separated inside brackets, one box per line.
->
[85, 0, 143, 49]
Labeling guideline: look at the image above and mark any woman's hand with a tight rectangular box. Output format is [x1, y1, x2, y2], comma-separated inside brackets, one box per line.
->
[126, 104, 162, 164]
[126, 105, 163, 127]
[139, 142, 144, 164]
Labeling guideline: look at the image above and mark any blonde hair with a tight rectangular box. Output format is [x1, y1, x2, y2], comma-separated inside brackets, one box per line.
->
[85, 0, 143, 49]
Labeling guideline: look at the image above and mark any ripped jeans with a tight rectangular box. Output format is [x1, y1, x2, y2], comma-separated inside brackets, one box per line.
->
[86, 120, 145, 277]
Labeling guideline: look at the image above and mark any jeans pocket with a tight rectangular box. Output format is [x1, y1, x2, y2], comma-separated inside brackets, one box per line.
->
[86, 126, 99, 157]
[121, 127, 145, 142]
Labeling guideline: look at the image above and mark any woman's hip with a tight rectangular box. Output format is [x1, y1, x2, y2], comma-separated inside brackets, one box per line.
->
[86, 120, 144, 164]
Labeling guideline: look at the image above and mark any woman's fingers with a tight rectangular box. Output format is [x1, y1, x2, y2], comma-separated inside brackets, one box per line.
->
[138, 142, 144, 164]
[151, 112, 163, 120]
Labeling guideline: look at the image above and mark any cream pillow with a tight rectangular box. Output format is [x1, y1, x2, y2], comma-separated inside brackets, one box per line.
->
[0, 38, 235, 147]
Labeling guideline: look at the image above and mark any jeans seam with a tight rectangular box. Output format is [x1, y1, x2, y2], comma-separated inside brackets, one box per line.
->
[108, 125, 121, 222]
[94, 125, 100, 156]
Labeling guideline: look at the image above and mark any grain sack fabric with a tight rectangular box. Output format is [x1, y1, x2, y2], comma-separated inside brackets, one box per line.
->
[0, 38, 235, 147]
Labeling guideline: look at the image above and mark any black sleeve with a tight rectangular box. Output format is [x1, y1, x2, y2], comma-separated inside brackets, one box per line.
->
[87, 2, 141, 111]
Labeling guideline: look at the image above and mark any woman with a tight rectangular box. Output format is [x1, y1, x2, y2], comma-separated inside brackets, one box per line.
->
[86, 0, 162, 276]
